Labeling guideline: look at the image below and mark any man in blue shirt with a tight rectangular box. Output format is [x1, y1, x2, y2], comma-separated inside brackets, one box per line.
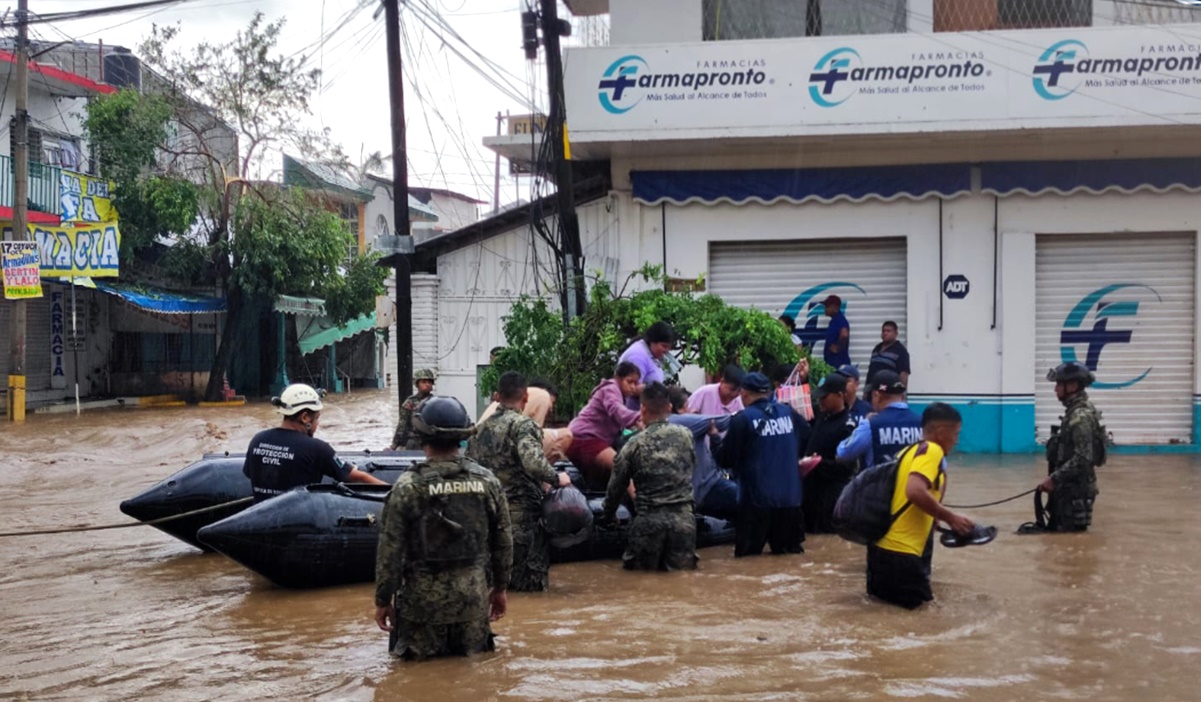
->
[715, 372, 810, 557]
[836, 371, 922, 468]
[835, 365, 873, 429]
[822, 295, 851, 368]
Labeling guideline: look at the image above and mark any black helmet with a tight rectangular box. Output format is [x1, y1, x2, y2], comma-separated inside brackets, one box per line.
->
[1046, 362, 1095, 386]
[412, 396, 475, 441]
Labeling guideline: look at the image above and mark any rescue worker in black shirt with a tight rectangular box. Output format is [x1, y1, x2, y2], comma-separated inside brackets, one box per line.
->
[243, 383, 386, 502]
[800, 373, 855, 533]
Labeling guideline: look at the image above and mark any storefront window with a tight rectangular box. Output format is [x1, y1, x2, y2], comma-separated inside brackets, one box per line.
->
[703, 0, 906, 41]
[933, 0, 1092, 32]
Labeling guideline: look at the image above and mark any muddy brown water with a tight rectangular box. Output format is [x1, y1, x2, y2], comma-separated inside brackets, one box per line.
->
[1, 390, 1200, 701]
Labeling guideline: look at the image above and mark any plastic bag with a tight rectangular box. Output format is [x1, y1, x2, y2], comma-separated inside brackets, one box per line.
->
[542, 485, 594, 548]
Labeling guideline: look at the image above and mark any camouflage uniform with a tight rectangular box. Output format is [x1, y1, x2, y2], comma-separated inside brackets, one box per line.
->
[392, 392, 430, 450]
[374, 456, 513, 660]
[1045, 392, 1105, 532]
[465, 406, 559, 592]
[603, 420, 698, 571]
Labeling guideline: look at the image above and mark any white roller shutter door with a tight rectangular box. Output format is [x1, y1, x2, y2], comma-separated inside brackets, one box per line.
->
[410, 273, 439, 371]
[1035, 233, 1195, 444]
[709, 237, 907, 370]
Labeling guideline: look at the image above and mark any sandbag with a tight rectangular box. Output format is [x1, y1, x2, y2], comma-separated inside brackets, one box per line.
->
[542, 485, 594, 548]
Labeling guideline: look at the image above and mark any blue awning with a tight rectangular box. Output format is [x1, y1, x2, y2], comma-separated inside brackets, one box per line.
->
[77, 279, 227, 314]
[981, 158, 1201, 197]
[631, 164, 973, 206]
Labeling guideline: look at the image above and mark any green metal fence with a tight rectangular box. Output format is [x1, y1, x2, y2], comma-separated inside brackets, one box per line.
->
[0, 154, 63, 218]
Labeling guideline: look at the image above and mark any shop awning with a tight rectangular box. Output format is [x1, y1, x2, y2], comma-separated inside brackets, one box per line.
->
[275, 295, 327, 317]
[981, 158, 1201, 198]
[297, 312, 377, 355]
[63, 278, 226, 314]
[631, 164, 973, 207]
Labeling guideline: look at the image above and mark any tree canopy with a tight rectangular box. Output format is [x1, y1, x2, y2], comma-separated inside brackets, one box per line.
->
[483, 266, 832, 417]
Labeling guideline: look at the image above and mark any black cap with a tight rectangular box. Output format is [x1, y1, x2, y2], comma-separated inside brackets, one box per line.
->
[741, 372, 772, 394]
[835, 364, 860, 381]
[815, 373, 848, 398]
[872, 370, 906, 395]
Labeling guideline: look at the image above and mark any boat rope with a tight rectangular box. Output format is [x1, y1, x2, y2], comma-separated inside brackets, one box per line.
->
[0, 497, 255, 538]
[945, 488, 1038, 509]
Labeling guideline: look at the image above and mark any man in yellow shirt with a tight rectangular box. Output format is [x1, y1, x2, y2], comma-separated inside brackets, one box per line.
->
[868, 403, 974, 609]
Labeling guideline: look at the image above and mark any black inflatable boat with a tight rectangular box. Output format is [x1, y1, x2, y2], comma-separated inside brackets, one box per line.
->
[118, 451, 425, 550]
[196, 481, 736, 588]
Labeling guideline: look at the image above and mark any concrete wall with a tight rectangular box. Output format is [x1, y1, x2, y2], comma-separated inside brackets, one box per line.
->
[608, 0, 702, 45]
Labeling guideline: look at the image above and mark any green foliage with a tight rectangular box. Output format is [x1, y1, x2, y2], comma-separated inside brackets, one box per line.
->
[483, 265, 813, 417]
[140, 12, 330, 178]
[321, 251, 390, 326]
[84, 90, 199, 260]
[230, 189, 349, 298]
[83, 88, 172, 187]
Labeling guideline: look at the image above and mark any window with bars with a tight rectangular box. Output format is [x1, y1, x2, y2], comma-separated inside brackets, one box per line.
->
[341, 203, 360, 262]
[933, 0, 1092, 32]
[703, 0, 906, 40]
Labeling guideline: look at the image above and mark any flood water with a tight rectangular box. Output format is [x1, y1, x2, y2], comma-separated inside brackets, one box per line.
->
[2, 390, 1200, 701]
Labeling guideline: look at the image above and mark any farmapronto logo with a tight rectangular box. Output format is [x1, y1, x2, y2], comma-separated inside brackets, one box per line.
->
[808, 47, 987, 107]
[597, 54, 770, 114]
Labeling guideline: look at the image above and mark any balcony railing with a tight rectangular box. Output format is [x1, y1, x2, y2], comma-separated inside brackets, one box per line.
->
[0, 154, 63, 218]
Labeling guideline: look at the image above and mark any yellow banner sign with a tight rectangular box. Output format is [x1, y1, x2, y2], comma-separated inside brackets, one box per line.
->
[2, 241, 43, 299]
[60, 170, 118, 223]
[33, 223, 121, 278]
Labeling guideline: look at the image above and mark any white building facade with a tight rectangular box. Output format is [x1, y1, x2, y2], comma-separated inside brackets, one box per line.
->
[428, 0, 1201, 453]
[570, 5, 1201, 453]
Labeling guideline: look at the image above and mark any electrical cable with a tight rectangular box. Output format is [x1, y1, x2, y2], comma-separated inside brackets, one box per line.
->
[945, 488, 1039, 510]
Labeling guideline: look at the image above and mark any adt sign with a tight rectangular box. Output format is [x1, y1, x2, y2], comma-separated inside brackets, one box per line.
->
[943, 275, 970, 299]
[1059, 284, 1160, 389]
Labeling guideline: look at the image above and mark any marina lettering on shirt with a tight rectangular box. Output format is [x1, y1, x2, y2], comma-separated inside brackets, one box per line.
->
[753, 416, 794, 437]
[877, 426, 921, 445]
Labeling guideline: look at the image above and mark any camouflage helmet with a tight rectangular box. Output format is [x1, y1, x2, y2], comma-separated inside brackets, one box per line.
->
[1046, 362, 1095, 387]
[412, 396, 475, 441]
[414, 368, 437, 382]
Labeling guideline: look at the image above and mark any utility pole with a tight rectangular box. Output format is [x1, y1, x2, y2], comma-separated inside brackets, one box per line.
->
[383, 0, 413, 407]
[492, 111, 502, 215]
[537, 0, 585, 319]
[6, 0, 30, 423]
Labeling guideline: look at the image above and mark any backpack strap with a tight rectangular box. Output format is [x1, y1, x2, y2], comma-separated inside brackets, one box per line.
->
[888, 443, 923, 524]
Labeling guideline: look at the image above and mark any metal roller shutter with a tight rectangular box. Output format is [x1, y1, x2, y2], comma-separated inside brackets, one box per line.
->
[709, 237, 908, 371]
[1035, 233, 1195, 444]
[26, 296, 53, 391]
[0, 298, 53, 390]
[410, 273, 439, 370]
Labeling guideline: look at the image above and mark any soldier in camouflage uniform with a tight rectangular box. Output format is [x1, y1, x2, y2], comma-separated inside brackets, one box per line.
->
[389, 369, 437, 451]
[466, 371, 571, 592]
[1034, 362, 1105, 532]
[602, 382, 699, 571]
[374, 396, 513, 660]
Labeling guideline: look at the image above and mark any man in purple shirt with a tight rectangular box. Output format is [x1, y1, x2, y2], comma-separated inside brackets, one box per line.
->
[618, 321, 676, 410]
[686, 365, 745, 416]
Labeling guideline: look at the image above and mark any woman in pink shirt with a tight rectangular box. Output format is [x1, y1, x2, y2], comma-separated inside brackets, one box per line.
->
[568, 362, 643, 491]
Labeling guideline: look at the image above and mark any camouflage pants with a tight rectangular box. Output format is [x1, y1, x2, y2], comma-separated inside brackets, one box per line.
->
[511, 516, 550, 592]
[1047, 485, 1097, 532]
[390, 617, 495, 661]
[622, 506, 698, 571]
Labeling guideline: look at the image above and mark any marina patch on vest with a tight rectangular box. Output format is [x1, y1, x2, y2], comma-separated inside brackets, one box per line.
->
[428, 480, 486, 496]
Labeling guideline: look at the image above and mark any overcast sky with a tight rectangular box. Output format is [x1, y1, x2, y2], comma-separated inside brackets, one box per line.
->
[27, 0, 545, 209]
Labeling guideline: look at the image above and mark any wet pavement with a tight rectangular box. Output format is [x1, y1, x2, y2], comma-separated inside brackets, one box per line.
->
[2, 390, 1200, 701]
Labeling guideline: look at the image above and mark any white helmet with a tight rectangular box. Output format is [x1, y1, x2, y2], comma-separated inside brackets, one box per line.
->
[272, 383, 324, 416]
